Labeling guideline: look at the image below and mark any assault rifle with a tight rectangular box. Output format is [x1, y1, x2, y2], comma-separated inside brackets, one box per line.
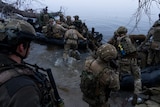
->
[24, 62, 64, 107]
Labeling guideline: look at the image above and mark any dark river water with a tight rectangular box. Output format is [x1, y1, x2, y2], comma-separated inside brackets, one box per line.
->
[24, 15, 156, 107]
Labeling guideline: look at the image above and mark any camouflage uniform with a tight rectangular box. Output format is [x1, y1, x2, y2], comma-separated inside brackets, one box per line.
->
[116, 26, 142, 105]
[59, 13, 66, 23]
[63, 26, 86, 60]
[45, 19, 67, 38]
[0, 19, 57, 107]
[80, 43, 120, 107]
[138, 14, 160, 66]
[73, 15, 83, 33]
[135, 87, 160, 107]
[66, 16, 73, 26]
[145, 26, 160, 65]
[39, 7, 52, 27]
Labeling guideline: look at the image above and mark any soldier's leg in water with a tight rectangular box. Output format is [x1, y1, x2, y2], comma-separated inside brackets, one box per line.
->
[70, 43, 80, 60]
[63, 44, 70, 61]
[131, 58, 142, 105]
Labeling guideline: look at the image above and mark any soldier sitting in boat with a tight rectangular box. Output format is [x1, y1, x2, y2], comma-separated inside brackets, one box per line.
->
[59, 13, 66, 23]
[87, 27, 103, 53]
[38, 6, 52, 31]
[81, 22, 88, 37]
[66, 15, 73, 26]
[73, 15, 83, 34]
[43, 18, 67, 39]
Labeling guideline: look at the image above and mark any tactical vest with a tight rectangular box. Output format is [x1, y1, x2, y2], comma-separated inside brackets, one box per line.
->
[119, 36, 136, 56]
[0, 54, 55, 107]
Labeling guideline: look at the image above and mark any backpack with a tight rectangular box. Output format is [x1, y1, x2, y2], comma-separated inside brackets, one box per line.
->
[80, 70, 98, 99]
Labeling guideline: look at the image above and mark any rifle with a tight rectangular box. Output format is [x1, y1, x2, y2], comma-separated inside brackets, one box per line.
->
[24, 62, 64, 107]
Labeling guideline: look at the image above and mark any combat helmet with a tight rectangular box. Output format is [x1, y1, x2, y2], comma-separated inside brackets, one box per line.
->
[0, 19, 36, 48]
[73, 15, 79, 19]
[96, 43, 117, 61]
[66, 16, 71, 19]
[116, 26, 128, 35]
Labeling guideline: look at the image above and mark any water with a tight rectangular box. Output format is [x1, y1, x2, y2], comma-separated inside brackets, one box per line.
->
[24, 4, 159, 107]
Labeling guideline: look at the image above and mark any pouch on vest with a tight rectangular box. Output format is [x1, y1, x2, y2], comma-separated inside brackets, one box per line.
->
[120, 36, 136, 55]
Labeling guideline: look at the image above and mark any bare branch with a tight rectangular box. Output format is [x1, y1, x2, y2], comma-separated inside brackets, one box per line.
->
[130, 0, 160, 33]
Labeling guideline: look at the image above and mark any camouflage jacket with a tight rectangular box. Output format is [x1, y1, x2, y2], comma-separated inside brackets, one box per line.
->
[0, 53, 55, 107]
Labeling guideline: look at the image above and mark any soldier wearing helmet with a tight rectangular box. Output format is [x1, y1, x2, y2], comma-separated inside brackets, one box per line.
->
[0, 19, 57, 107]
[115, 26, 142, 105]
[39, 7, 52, 31]
[80, 43, 120, 107]
[73, 15, 83, 33]
[66, 15, 73, 26]
[59, 13, 66, 23]
[63, 25, 86, 61]
[138, 13, 160, 66]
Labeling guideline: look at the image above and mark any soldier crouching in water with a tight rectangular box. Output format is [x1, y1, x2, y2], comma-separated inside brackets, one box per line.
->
[80, 43, 120, 107]
[63, 25, 87, 61]
[0, 19, 63, 107]
[115, 26, 142, 105]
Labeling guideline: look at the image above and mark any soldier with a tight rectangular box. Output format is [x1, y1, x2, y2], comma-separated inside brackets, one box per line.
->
[59, 13, 66, 23]
[115, 26, 142, 105]
[138, 15, 160, 66]
[80, 43, 120, 107]
[39, 7, 52, 30]
[73, 15, 83, 33]
[108, 30, 119, 49]
[63, 25, 87, 61]
[44, 18, 67, 38]
[0, 19, 61, 107]
[66, 15, 73, 26]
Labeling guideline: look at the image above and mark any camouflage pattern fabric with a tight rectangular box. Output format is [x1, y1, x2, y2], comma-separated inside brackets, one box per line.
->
[80, 54, 119, 107]
[117, 35, 142, 95]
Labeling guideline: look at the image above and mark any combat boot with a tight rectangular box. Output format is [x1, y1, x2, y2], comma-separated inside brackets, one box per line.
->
[130, 94, 144, 106]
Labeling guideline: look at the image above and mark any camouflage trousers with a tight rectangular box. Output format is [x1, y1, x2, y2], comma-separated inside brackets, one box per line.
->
[119, 58, 142, 94]
[63, 40, 80, 61]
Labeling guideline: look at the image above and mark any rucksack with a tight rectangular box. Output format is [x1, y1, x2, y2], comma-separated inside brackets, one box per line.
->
[80, 70, 98, 99]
